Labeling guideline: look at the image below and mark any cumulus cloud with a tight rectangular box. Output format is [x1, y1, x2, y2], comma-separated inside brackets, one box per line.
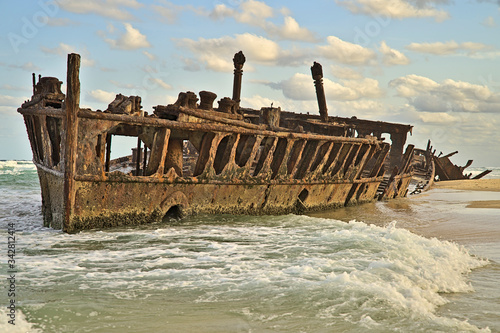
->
[389, 74, 500, 113]
[40, 43, 95, 66]
[208, 0, 317, 42]
[87, 89, 116, 103]
[57, 0, 143, 20]
[100, 23, 151, 50]
[406, 40, 489, 55]
[176, 33, 307, 71]
[266, 16, 319, 42]
[318, 36, 376, 65]
[330, 66, 363, 80]
[266, 73, 384, 101]
[336, 0, 450, 22]
[379, 41, 410, 65]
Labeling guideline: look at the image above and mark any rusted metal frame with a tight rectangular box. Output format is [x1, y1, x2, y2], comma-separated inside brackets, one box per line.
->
[198, 132, 228, 178]
[253, 137, 278, 178]
[23, 115, 41, 163]
[400, 144, 415, 174]
[142, 144, 148, 175]
[31, 115, 46, 164]
[214, 134, 239, 175]
[293, 140, 321, 180]
[177, 106, 263, 130]
[270, 138, 294, 180]
[145, 128, 170, 176]
[307, 141, 333, 179]
[369, 144, 390, 178]
[286, 139, 307, 179]
[329, 143, 354, 179]
[105, 134, 112, 172]
[246, 135, 265, 176]
[135, 137, 142, 176]
[63, 53, 81, 231]
[74, 173, 383, 185]
[18, 107, 64, 117]
[322, 142, 344, 176]
[33, 160, 64, 177]
[46, 116, 62, 168]
[193, 132, 216, 177]
[95, 134, 106, 179]
[234, 134, 257, 168]
[270, 137, 289, 179]
[221, 133, 240, 175]
[76, 109, 378, 145]
[37, 115, 54, 168]
[343, 144, 363, 180]
[353, 144, 376, 180]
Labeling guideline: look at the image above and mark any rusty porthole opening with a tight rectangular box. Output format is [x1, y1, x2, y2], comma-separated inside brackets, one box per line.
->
[162, 205, 183, 222]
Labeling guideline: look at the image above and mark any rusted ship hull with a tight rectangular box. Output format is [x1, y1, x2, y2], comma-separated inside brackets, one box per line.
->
[19, 53, 415, 233]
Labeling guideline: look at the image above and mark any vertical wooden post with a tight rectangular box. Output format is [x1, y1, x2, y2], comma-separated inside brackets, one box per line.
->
[63, 53, 81, 232]
[105, 134, 112, 172]
[142, 144, 148, 176]
[136, 137, 142, 176]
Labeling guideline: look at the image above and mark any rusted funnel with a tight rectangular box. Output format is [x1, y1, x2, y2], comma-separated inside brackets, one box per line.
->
[311, 61, 328, 122]
[232, 51, 246, 111]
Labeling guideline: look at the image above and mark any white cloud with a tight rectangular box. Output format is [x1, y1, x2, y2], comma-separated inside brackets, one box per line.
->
[208, 1, 316, 42]
[389, 74, 500, 114]
[379, 41, 410, 65]
[57, 0, 143, 20]
[0, 95, 23, 106]
[266, 16, 318, 42]
[143, 51, 156, 61]
[318, 36, 376, 65]
[330, 66, 363, 80]
[266, 73, 383, 101]
[336, 0, 450, 22]
[40, 43, 96, 66]
[406, 40, 489, 55]
[147, 78, 172, 90]
[87, 89, 116, 103]
[8, 62, 41, 71]
[176, 33, 289, 71]
[417, 111, 459, 124]
[100, 23, 151, 50]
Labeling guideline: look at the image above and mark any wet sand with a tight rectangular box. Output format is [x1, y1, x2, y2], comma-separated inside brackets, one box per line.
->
[433, 178, 500, 192]
[433, 179, 500, 209]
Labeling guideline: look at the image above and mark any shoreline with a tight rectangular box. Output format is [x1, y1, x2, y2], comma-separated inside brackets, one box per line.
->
[432, 178, 500, 209]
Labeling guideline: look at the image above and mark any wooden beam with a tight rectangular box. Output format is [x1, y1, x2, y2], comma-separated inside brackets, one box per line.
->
[63, 53, 80, 232]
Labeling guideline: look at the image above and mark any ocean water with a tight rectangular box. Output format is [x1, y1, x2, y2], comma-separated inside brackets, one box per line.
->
[1, 161, 499, 333]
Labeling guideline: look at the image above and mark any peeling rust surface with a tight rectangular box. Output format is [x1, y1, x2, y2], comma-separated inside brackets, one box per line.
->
[19, 51, 420, 232]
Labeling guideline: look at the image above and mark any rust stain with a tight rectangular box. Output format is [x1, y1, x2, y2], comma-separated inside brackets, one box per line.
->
[18, 51, 426, 233]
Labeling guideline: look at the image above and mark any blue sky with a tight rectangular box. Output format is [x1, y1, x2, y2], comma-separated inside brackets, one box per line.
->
[1, 0, 499, 166]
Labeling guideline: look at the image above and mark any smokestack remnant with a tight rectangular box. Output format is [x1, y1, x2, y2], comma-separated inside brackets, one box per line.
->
[311, 61, 328, 122]
[232, 51, 246, 112]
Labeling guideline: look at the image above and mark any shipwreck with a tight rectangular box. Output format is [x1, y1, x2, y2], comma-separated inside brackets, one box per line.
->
[19, 52, 417, 233]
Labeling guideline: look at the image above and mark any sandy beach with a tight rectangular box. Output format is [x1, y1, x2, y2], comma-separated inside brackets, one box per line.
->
[433, 178, 500, 208]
